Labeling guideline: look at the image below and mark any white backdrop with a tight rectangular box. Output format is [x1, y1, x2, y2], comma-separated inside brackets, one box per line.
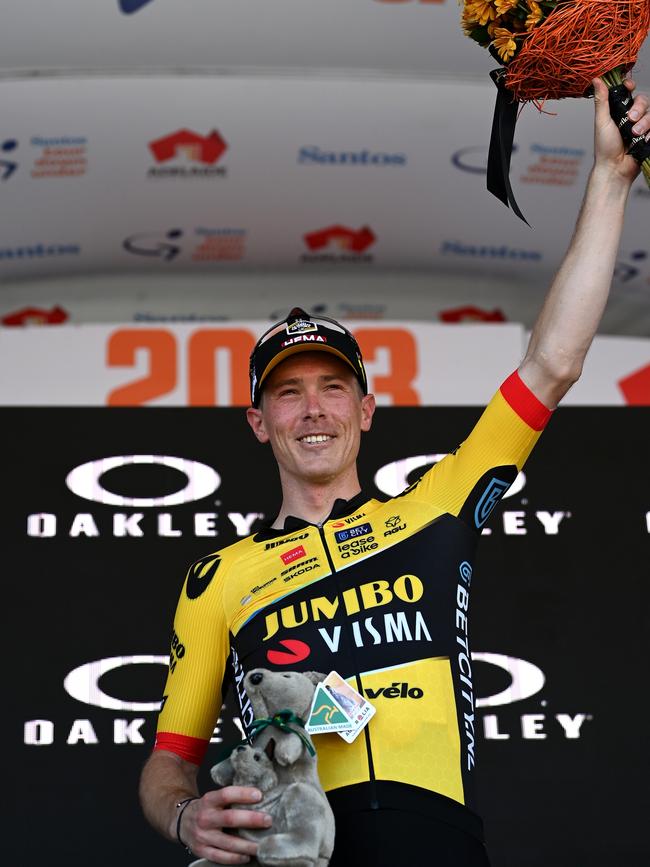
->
[1, 321, 647, 405]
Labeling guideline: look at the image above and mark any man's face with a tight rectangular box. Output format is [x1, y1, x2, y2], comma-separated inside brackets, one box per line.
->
[246, 352, 375, 487]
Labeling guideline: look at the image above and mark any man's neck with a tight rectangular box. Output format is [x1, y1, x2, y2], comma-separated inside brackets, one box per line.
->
[272, 472, 362, 529]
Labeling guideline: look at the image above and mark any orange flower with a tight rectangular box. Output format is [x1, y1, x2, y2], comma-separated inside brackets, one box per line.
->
[491, 26, 518, 61]
[525, 0, 543, 29]
[464, 0, 497, 26]
[495, 0, 518, 16]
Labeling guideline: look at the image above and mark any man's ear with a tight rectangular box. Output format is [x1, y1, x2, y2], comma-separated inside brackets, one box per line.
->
[246, 406, 270, 443]
[360, 393, 376, 433]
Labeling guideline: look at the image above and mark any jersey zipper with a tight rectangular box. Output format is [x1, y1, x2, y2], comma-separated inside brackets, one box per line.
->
[317, 523, 379, 810]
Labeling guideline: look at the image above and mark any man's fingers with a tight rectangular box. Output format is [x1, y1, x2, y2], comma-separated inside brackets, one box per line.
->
[628, 93, 650, 136]
[207, 786, 263, 807]
[201, 847, 252, 865]
[200, 828, 260, 855]
[591, 78, 611, 126]
[218, 808, 273, 830]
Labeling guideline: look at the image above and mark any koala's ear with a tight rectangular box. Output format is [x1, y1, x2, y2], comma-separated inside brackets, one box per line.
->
[211, 756, 234, 787]
[302, 671, 327, 685]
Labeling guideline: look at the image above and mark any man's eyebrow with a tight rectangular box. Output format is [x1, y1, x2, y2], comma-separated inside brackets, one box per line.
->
[269, 372, 349, 389]
[269, 376, 301, 389]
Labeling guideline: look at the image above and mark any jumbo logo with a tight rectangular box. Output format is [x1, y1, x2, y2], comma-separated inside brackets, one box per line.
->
[262, 574, 423, 641]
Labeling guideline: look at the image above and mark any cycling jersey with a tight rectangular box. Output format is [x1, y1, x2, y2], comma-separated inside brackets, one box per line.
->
[154, 370, 551, 841]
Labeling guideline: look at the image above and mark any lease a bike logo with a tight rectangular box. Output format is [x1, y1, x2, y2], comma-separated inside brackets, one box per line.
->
[474, 477, 511, 528]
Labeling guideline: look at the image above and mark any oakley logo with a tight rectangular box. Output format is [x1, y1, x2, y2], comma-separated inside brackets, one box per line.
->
[65, 455, 220, 507]
[374, 455, 525, 500]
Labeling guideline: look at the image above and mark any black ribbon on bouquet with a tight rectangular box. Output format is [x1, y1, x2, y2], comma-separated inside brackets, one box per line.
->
[486, 68, 529, 225]
[607, 83, 650, 163]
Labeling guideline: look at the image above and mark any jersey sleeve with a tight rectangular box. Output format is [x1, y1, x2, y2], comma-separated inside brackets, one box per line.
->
[154, 551, 231, 766]
[407, 370, 552, 531]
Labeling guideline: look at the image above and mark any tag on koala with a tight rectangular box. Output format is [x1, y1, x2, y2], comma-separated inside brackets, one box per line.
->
[305, 683, 353, 735]
[305, 671, 375, 742]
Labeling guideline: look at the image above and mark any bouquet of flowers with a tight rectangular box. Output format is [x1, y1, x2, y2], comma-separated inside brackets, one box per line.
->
[461, 0, 650, 217]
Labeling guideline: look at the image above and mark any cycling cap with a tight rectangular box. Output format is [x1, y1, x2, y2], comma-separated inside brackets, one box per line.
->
[249, 307, 367, 407]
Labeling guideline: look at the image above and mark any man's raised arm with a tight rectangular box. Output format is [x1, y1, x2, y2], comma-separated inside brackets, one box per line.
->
[518, 77, 650, 409]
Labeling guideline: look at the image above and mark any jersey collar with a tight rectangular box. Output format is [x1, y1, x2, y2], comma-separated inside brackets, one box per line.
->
[253, 489, 369, 541]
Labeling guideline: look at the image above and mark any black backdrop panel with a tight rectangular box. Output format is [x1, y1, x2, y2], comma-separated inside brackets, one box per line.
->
[4, 407, 649, 866]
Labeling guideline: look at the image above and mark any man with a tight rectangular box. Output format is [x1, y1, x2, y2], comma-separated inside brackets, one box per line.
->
[140, 78, 649, 866]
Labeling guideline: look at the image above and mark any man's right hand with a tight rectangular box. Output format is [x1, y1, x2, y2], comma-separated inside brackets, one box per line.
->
[179, 786, 273, 865]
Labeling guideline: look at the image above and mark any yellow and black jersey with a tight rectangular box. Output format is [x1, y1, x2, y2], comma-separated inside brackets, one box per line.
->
[155, 371, 551, 840]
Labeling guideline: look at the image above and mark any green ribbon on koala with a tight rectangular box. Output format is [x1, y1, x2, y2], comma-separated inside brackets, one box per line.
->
[214, 710, 316, 763]
[249, 709, 316, 757]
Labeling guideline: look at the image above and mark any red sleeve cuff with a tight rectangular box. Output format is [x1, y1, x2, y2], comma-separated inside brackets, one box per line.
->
[154, 732, 209, 766]
[500, 370, 552, 431]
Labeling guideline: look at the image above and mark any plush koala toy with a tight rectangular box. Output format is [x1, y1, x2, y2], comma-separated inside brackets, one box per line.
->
[189, 668, 335, 867]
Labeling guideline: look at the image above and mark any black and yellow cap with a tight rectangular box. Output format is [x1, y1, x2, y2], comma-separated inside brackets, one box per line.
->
[249, 307, 368, 407]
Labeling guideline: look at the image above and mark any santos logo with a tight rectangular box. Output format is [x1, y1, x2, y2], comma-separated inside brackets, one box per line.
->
[23, 652, 591, 745]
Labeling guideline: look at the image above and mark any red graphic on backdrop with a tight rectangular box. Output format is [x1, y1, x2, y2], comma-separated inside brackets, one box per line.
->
[439, 305, 507, 323]
[148, 130, 228, 164]
[281, 546, 306, 566]
[2, 306, 69, 326]
[266, 639, 311, 666]
[618, 364, 650, 405]
[304, 225, 376, 253]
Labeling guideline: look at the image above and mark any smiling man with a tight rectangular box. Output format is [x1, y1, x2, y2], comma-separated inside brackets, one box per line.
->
[139, 79, 650, 866]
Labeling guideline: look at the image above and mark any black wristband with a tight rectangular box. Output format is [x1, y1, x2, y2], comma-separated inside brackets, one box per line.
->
[175, 796, 199, 853]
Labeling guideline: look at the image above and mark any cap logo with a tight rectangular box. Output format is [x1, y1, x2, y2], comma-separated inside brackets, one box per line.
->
[286, 319, 317, 336]
[281, 334, 328, 348]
